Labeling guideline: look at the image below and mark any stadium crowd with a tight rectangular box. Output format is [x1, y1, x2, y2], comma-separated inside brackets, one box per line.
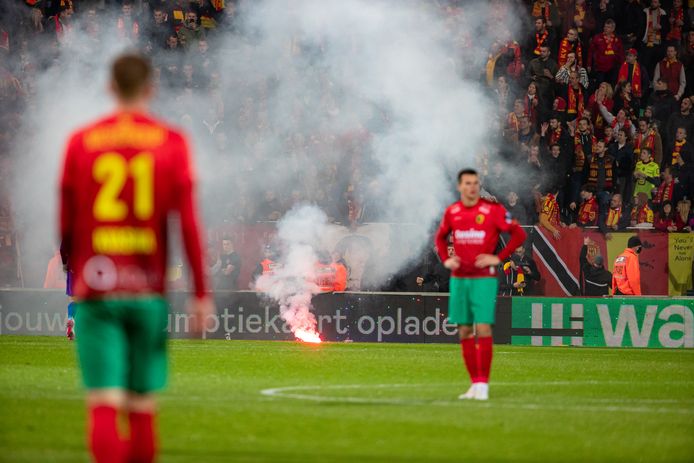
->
[1, 0, 693, 291]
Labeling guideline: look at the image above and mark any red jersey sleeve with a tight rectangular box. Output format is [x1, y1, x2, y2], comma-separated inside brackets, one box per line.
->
[171, 132, 208, 298]
[435, 207, 451, 263]
[492, 203, 527, 261]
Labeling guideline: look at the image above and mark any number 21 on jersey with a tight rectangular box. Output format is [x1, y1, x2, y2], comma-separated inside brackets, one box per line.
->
[93, 151, 154, 221]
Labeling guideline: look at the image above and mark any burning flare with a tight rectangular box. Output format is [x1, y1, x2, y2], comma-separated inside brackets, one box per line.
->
[294, 328, 322, 344]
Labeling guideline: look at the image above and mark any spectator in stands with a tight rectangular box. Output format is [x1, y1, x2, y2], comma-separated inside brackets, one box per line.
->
[527, 18, 557, 60]
[571, 184, 598, 227]
[567, 0, 595, 48]
[523, 82, 540, 127]
[675, 199, 693, 231]
[616, 49, 648, 102]
[177, 10, 205, 49]
[598, 103, 636, 140]
[648, 79, 679, 124]
[526, 45, 558, 113]
[493, 76, 515, 113]
[569, 117, 595, 209]
[602, 125, 615, 145]
[540, 116, 570, 153]
[515, 115, 540, 155]
[587, 19, 623, 86]
[665, 96, 694, 148]
[612, 81, 638, 119]
[663, 127, 692, 172]
[634, 117, 663, 164]
[504, 191, 530, 226]
[45, 2, 73, 44]
[539, 187, 566, 239]
[147, 7, 171, 49]
[653, 45, 687, 103]
[666, 0, 686, 46]
[631, 192, 655, 226]
[558, 28, 583, 67]
[681, 31, 694, 97]
[599, 193, 630, 233]
[580, 237, 612, 296]
[556, 51, 589, 89]
[531, 0, 560, 30]
[641, 0, 670, 75]
[505, 99, 526, 140]
[654, 200, 679, 231]
[587, 82, 613, 138]
[619, 0, 646, 50]
[416, 245, 451, 292]
[612, 236, 643, 295]
[633, 147, 661, 200]
[499, 245, 540, 296]
[215, 237, 241, 290]
[653, 166, 683, 207]
[563, 70, 587, 123]
[610, 128, 635, 200]
[541, 142, 570, 195]
[116, 1, 140, 43]
[586, 139, 614, 212]
[251, 245, 279, 286]
[593, 0, 619, 32]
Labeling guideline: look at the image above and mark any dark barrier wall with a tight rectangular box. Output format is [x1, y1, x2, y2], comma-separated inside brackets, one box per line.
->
[0, 290, 512, 343]
[1, 290, 691, 347]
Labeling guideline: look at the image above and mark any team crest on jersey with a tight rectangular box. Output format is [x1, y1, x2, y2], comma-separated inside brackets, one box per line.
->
[475, 214, 485, 224]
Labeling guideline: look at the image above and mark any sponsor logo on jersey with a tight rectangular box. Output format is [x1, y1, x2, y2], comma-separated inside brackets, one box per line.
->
[454, 229, 486, 243]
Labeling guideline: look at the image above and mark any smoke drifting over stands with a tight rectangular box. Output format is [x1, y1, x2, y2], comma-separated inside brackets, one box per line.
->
[1, 0, 692, 290]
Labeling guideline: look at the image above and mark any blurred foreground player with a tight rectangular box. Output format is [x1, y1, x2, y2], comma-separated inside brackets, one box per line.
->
[59, 53, 214, 463]
[435, 169, 526, 400]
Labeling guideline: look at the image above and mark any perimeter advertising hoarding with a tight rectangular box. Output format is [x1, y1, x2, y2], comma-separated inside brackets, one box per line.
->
[0, 290, 515, 343]
[512, 297, 694, 348]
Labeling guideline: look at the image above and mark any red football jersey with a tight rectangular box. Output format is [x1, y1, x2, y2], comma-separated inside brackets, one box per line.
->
[59, 111, 207, 299]
[435, 198, 527, 278]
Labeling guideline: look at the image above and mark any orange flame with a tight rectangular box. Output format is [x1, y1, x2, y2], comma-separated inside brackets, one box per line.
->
[294, 328, 322, 344]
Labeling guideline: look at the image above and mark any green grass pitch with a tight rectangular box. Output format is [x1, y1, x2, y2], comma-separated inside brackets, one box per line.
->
[1, 336, 693, 462]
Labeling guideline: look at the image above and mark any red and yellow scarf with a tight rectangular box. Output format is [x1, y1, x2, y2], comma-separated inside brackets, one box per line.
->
[567, 85, 584, 115]
[672, 140, 686, 165]
[667, 7, 684, 41]
[606, 207, 622, 228]
[634, 129, 656, 156]
[542, 193, 560, 227]
[534, 31, 548, 55]
[617, 62, 642, 97]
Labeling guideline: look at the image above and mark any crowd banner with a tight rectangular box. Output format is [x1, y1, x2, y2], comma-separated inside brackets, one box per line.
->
[668, 234, 694, 296]
[530, 227, 674, 296]
[512, 297, 694, 348]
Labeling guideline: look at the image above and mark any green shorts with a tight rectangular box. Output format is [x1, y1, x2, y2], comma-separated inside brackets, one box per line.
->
[448, 277, 498, 325]
[74, 297, 169, 394]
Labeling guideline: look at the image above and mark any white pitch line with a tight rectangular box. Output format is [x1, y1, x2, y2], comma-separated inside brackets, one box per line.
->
[260, 382, 694, 415]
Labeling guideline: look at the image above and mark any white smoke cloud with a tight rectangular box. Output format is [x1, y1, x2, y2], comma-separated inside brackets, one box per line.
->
[6, 0, 525, 289]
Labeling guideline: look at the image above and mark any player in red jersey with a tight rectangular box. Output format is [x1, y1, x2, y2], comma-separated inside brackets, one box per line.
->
[59, 54, 214, 463]
[435, 168, 526, 400]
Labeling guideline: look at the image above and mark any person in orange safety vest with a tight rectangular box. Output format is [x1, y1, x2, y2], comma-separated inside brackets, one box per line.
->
[612, 236, 642, 295]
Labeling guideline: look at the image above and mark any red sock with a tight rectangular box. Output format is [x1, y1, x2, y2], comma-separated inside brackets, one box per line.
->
[460, 337, 480, 383]
[127, 411, 157, 463]
[88, 405, 123, 463]
[477, 336, 493, 383]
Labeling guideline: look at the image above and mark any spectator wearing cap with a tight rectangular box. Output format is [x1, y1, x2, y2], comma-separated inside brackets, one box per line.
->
[653, 45, 686, 102]
[580, 237, 612, 296]
[616, 48, 649, 101]
[612, 236, 643, 296]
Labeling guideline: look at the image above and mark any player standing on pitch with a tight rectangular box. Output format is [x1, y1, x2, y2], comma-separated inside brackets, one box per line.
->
[59, 54, 214, 463]
[435, 169, 526, 400]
